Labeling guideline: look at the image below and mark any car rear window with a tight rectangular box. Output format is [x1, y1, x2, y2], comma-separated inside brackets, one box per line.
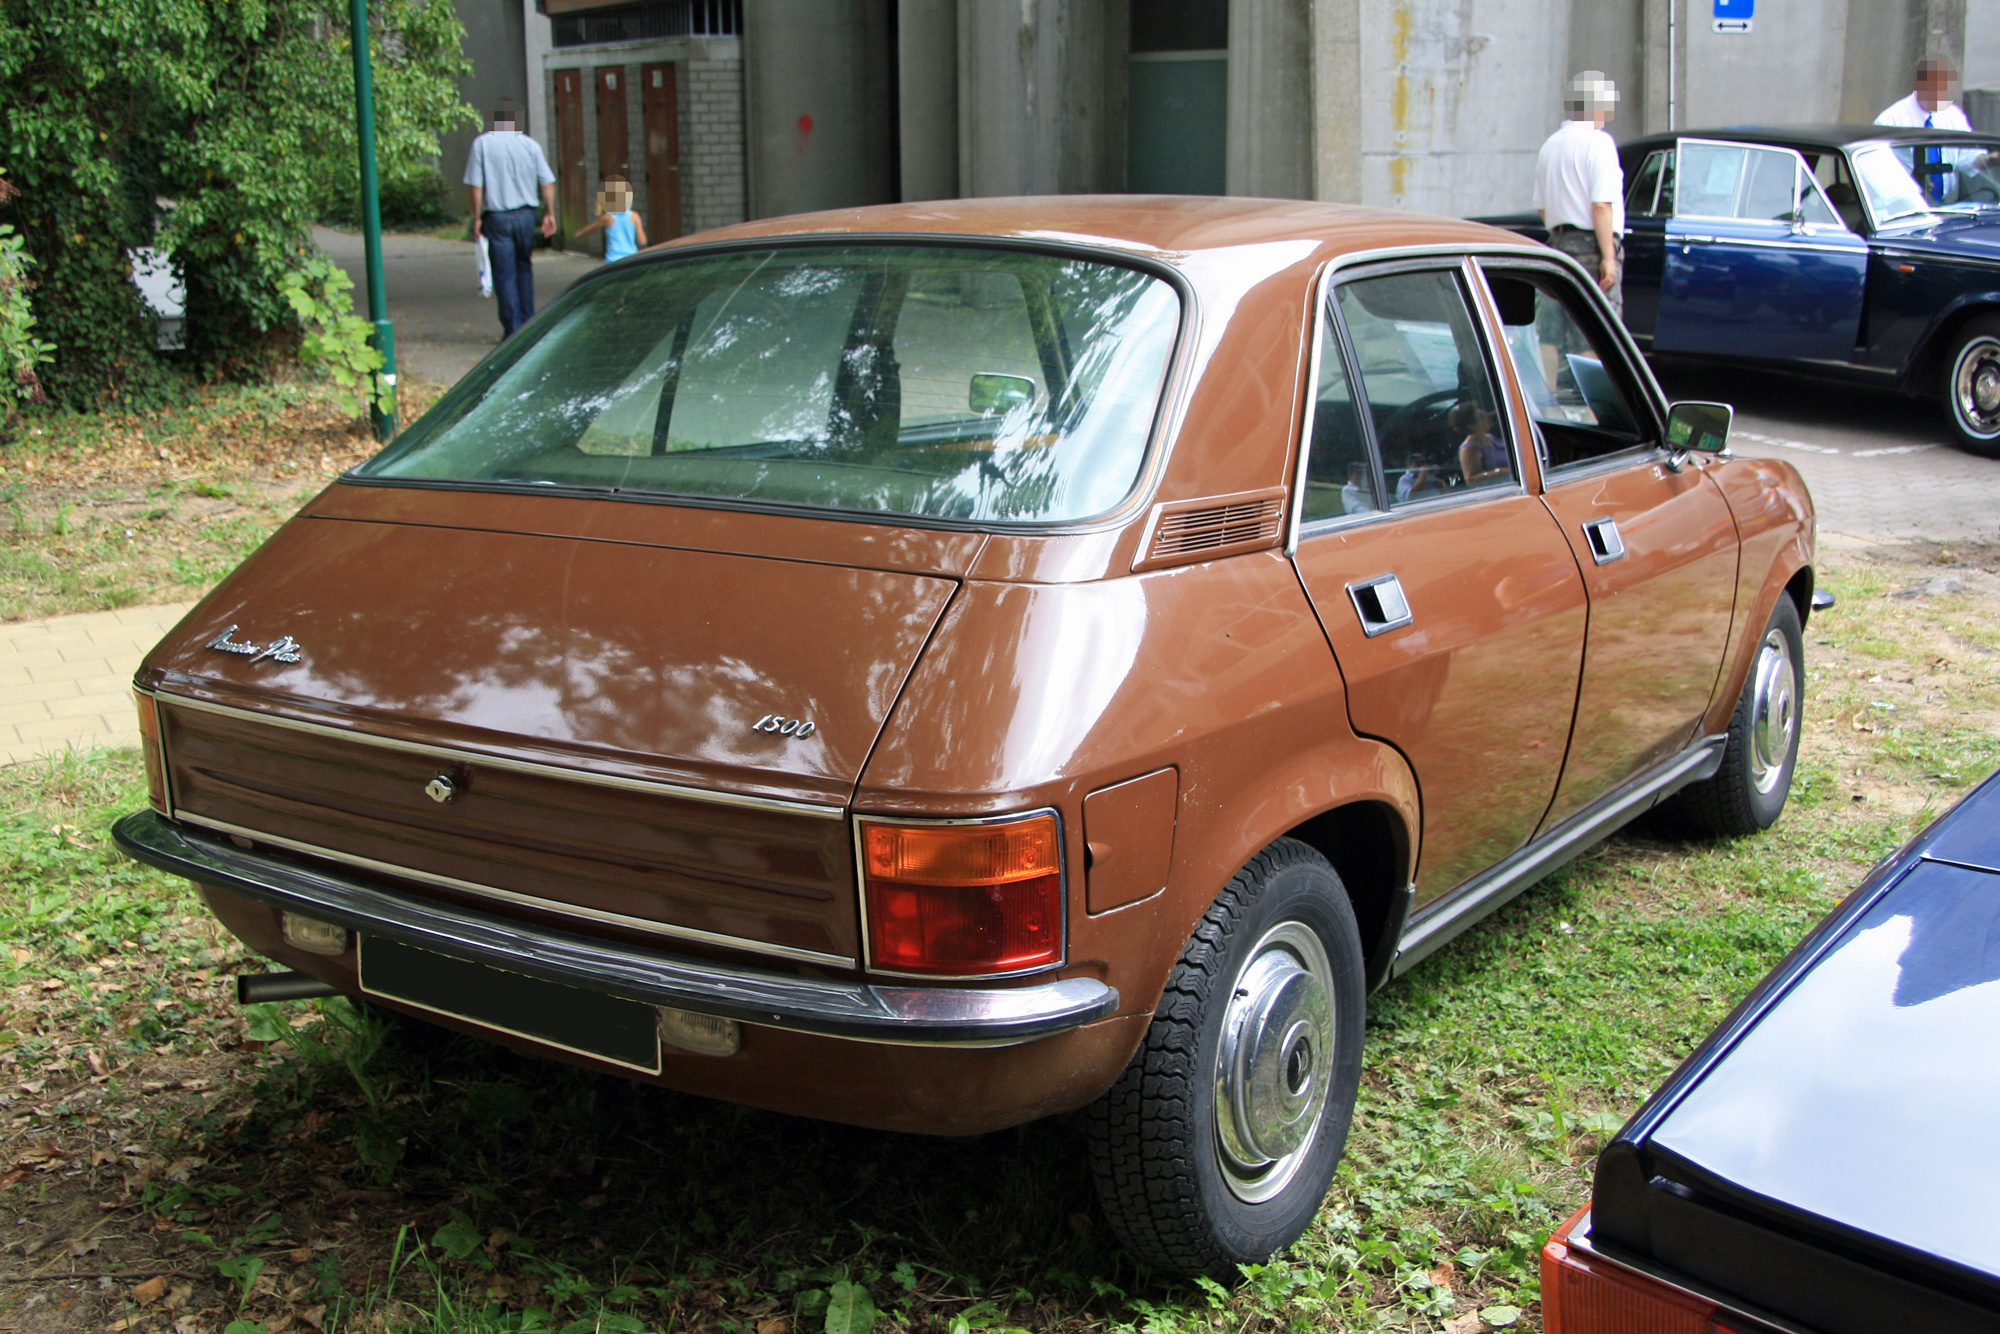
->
[355, 245, 1182, 526]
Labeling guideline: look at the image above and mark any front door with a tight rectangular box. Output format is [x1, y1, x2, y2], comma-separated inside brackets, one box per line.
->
[552, 69, 588, 246]
[594, 66, 630, 183]
[1290, 264, 1588, 905]
[1478, 260, 1738, 828]
[641, 62, 683, 241]
[1620, 147, 1675, 340]
[1656, 139, 1868, 365]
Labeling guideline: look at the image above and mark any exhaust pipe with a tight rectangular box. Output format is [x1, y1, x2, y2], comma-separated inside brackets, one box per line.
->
[237, 972, 342, 1004]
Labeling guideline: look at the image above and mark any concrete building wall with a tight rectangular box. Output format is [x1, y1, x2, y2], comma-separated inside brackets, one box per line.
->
[1969, 0, 2000, 89]
[1685, 0, 1851, 128]
[743, 0, 896, 218]
[1356, 0, 1570, 216]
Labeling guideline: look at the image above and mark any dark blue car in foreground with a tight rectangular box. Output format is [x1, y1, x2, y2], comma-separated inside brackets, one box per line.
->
[1542, 768, 2000, 1333]
[1485, 125, 2000, 456]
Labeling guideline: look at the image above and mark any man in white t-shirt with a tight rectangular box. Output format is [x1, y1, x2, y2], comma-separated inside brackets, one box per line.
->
[1534, 71, 1625, 318]
[1877, 59, 1974, 131]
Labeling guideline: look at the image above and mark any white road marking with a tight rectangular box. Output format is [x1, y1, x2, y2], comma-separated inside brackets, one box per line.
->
[1850, 444, 1938, 457]
[1734, 429, 1842, 455]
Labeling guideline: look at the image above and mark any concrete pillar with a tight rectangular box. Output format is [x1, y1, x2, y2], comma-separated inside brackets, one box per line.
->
[1637, 0, 1680, 134]
[1567, 0, 1645, 136]
[899, 0, 958, 200]
[1228, 0, 1313, 198]
[523, 0, 554, 166]
[1843, 0, 1966, 123]
[1310, 0, 1362, 201]
[743, 0, 895, 219]
[957, 0, 1122, 197]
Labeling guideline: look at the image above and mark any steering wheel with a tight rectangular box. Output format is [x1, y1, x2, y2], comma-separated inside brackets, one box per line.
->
[1379, 388, 1467, 450]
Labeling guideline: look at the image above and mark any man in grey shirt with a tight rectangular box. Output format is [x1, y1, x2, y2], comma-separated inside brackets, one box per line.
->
[464, 101, 558, 338]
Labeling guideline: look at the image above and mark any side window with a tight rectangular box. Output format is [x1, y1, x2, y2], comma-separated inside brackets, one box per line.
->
[1335, 269, 1515, 505]
[1740, 147, 1798, 221]
[1482, 267, 1654, 472]
[1626, 150, 1669, 217]
[1299, 306, 1380, 522]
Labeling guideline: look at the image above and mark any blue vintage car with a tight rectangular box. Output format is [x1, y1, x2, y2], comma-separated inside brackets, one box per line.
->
[1484, 125, 2000, 456]
[1542, 767, 2000, 1333]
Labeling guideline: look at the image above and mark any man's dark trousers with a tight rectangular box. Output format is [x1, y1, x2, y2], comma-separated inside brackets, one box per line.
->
[484, 206, 539, 337]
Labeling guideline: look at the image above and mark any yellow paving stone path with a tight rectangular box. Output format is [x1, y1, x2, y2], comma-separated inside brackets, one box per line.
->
[0, 602, 196, 765]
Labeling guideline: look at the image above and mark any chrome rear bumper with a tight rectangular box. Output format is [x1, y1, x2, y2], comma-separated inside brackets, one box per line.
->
[112, 810, 1119, 1047]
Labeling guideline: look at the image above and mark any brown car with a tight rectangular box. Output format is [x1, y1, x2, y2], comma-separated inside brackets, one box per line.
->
[113, 198, 1815, 1277]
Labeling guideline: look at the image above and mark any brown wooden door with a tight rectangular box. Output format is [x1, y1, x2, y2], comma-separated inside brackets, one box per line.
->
[552, 68, 587, 245]
[641, 62, 683, 240]
[595, 66, 630, 184]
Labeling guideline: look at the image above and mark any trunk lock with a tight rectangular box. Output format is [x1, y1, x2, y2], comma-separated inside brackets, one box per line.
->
[424, 774, 459, 804]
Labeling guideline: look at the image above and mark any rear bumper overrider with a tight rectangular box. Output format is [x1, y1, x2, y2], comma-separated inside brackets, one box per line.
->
[112, 810, 1119, 1047]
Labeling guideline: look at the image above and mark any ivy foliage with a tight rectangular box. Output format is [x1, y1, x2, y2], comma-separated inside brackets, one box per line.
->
[0, 0, 475, 411]
[0, 171, 55, 436]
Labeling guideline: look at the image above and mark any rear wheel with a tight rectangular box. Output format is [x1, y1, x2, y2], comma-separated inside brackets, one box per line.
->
[1087, 839, 1365, 1278]
[1943, 316, 2000, 458]
[1671, 595, 1803, 837]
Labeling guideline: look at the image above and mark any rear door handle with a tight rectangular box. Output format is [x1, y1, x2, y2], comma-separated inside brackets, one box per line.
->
[1346, 573, 1414, 637]
[1583, 517, 1626, 565]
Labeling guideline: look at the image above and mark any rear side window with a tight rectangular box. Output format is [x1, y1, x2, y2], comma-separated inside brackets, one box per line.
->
[1334, 269, 1516, 505]
[1627, 150, 1672, 217]
[357, 245, 1181, 526]
[1481, 266, 1654, 472]
[1298, 306, 1379, 523]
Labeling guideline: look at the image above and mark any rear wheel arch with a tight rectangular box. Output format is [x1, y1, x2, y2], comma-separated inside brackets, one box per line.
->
[1283, 801, 1410, 989]
[1784, 564, 1815, 630]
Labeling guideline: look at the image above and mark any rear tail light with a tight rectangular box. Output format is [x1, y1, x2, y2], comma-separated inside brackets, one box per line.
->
[134, 691, 168, 813]
[859, 812, 1064, 976]
[1543, 1207, 1758, 1334]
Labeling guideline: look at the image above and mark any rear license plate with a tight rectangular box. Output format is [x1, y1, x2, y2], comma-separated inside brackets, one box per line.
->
[358, 937, 661, 1074]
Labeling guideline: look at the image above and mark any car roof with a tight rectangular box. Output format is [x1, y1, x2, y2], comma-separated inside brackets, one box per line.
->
[1623, 123, 2000, 154]
[649, 195, 1529, 267]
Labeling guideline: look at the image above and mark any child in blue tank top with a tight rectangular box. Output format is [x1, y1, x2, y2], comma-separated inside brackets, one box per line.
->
[574, 176, 649, 263]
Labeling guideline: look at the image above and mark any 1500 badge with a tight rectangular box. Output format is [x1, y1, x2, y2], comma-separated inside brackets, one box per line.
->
[206, 625, 304, 665]
[752, 714, 815, 739]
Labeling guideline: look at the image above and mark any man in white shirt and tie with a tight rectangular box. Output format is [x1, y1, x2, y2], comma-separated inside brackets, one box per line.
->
[1876, 59, 1973, 132]
[1535, 71, 1625, 319]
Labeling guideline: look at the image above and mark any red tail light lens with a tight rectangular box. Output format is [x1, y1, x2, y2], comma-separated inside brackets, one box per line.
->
[134, 691, 168, 813]
[860, 813, 1063, 975]
[1543, 1206, 1755, 1334]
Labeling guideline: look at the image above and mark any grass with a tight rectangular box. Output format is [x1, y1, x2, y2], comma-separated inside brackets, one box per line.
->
[0, 374, 445, 621]
[0, 543, 1994, 1332]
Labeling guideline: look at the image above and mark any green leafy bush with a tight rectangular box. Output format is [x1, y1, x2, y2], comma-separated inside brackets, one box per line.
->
[0, 172, 54, 435]
[281, 256, 392, 418]
[0, 0, 475, 410]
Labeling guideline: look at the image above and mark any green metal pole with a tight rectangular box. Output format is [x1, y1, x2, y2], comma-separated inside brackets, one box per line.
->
[349, 0, 398, 440]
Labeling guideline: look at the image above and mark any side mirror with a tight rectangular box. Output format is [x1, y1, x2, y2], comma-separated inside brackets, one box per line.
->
[1666, 400, 1733, 459]
[969, 373, 1034, 414]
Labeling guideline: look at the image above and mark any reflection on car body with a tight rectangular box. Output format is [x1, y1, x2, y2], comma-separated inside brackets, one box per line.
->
[110, 198, 1817, 1278]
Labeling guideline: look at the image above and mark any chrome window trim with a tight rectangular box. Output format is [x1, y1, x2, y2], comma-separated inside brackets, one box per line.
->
[851, 807, 1070, 982]
[112, 810, 1117, 1048]
[1288, 249, 1539, 552]
[172, 809, 859, 969]
[151, 691, 846, 820]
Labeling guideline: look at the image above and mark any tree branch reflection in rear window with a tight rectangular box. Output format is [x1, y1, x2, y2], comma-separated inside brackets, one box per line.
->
[357, 245, 1182, 525]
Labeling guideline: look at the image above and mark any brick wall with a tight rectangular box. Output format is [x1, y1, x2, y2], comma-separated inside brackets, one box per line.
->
[681, 57, 748, 232]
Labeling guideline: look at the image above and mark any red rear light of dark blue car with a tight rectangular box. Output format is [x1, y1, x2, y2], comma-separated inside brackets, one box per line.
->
[1542, 1207, 1759, 1334]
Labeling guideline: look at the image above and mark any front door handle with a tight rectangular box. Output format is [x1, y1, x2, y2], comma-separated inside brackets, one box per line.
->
[1582, 517, 1626, 565]
[1346, 573, 1414, 637]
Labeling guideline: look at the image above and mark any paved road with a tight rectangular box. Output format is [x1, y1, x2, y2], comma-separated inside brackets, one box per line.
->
[1654, 357, 2000, 549]
[314, 226, 602, 389]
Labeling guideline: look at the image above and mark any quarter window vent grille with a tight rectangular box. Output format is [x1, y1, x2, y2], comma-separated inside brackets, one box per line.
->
[1151, 497, 1285, 558]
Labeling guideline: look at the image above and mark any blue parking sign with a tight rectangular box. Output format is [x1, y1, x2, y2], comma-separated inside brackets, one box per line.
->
[1715, 0, 1754, 16]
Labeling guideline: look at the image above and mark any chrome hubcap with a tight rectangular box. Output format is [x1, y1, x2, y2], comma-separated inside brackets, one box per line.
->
[1952, 337, 2000, 438]
[1213, 921, 1336, 1204]
[1748, 627, 1797, 795]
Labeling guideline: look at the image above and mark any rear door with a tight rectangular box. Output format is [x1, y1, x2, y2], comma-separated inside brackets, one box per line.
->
[1620, 146, 1675, 339]
[1478, 259, 1738, 829]
[1657, 138, 1868, 364]
[1290, 261, 1587, 905]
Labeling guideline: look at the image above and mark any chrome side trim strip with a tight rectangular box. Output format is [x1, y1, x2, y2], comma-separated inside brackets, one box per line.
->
[1392, 735, 1727, 977]
[171, 809, 858, 969]
[154, 692, 846, 820]
[114, 811, 1118, 1047]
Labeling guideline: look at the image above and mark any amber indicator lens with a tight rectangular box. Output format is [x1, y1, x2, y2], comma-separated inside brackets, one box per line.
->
[1541, 1206, 1736, 1334]
[134, 692, 167, 813]
[862, 815, 1063, 975]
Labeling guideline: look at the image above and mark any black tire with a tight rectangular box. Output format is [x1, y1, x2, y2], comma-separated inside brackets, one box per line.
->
[1671, 595, 1804, 838]
[1943, 315, 2000, 458]
[1086, 838, 1365, 1279]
